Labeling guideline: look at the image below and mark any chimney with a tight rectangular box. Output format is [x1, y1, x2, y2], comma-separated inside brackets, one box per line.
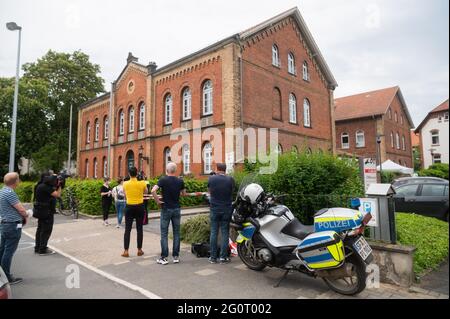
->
[127, 52, 138, 64]
[147, 61, 157, 74]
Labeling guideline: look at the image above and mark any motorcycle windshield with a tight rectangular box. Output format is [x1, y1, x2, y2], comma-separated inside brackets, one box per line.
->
[236, 172, 262, 201]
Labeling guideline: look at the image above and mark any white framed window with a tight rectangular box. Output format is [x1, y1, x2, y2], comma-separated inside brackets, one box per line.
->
[289, 93, 297, 124]
[128, 107, 135, 132]
[341, 133, 349, 149]
[291, 145, 299, 153]
[302, 61, 309, 81]
[276, 144, 283, 155]
[93, 158, 98, 179]
[303, 99, 311, 127]
[182, 144, 190, 175]
[445, 112, 449, 121]
[431, 131, 440, 145]
[139, 103, 145, 130]
[272, 44, 280, 67]
[182, 88, 192, 120]
[164, 147, 171, 170]
[433, 154, 442, 164]
[94, 119, 99, 141]
[85, 159, 89, 178]
[103, 157, 108, 178]
[390, 132, 394, 148]
[203, 142, 213, 174]
[396, 132, 400, 149]
[402, 135, 406, 151]
[288, 52, 296, 75]
[104, 117, 109, 140]
[165, 94, 173, 125]
[86, 122, 91, 143]
[202, 80, 213, 116]
[356, 131, 365, 148]
[119, 110, 124, 135]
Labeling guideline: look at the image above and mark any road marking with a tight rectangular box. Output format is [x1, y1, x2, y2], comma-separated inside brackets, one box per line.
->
[137, 260, 156, 266]
[195, 268, 218, 276]
[114, 260, 130, 266]
[143, 255, 157, 259]
[22, 230, 162, 299]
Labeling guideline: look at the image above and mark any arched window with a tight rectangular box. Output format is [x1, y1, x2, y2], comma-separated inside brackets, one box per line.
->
[104, 116, 109, 140]
[356, 130, 365, 148]
[272, 44, 280, 67]
[401, 115, 404, 125]
[128, 106, 135, 132]
[202, 80, 213, 116]
[302, 61, 309, 81]
[94, 119, 99, 141]
[390, 132, 394, 148]
[203, 142, 213, 174]
[164, 147, 171, 171]
[182, 87, 192, 120]
[86, 122, 91, 144]
[291, 145, 299, 153]
[276, 144, 283, 155]
[182, 144, 190, 175]
[126, 150, 135, 172]
[395, 112, 398, 123]
[396, 132, 400, 149]
[272, 87, 282, 120]
[341, 133, 349, 149]
[93, 158, 98, 179]
[402, 135, 406, 151]
[165, 94, 172, 125]
[388, 108, 392, 120]
[303, 99, 311, 127]
[288, 52, 295, 75]
[103, 157, 108, 178]
[85, 159, 89, 178]
[289, 93, 297, 124]
[119, 110, 124, 135]
[139, 102, 145, 130]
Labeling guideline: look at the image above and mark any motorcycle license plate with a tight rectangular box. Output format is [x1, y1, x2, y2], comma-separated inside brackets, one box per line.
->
[353, 237, 372, 261]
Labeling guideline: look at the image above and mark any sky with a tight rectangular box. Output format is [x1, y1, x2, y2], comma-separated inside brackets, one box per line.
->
[0, 0, 448, 127]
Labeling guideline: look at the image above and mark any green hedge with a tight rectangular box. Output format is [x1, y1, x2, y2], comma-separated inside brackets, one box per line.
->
[180, 214, 211, 243]
[418, 163, 449, 180]
[236, 152, 364, 223]
[61, 177, 208, 216]
[396, 212, 449, 276]
[0, 181, 35, 202]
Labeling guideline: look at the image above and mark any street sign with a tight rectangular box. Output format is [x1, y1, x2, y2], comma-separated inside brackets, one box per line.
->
[359, 198, 379, 227]
[363, 158, 377, 192]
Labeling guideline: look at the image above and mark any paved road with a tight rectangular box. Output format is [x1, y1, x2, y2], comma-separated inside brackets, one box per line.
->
[11, 213, 448, 299]
[11, 233, 145, 299]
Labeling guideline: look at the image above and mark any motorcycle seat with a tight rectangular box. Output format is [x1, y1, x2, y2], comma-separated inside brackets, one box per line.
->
[281, 218, 315, 240]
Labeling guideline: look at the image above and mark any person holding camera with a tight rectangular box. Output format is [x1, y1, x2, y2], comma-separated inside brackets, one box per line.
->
[112, 178, 126, 228]
[34, 174, 61, 256]
[100, 177, 113, 226]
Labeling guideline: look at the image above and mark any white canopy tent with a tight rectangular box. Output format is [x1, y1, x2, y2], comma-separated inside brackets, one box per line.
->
[377, 160, 414, 175]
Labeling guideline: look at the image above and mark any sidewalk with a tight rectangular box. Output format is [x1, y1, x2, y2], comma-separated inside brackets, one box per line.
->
[78, 206, 210, 220]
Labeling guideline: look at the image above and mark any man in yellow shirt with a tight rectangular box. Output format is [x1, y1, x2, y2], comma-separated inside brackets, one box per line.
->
[122, 167, 148, 258]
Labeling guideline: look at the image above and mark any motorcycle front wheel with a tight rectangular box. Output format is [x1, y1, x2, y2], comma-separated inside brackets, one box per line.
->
[237, 241, 266, 271]
[322, 255, 366, 296]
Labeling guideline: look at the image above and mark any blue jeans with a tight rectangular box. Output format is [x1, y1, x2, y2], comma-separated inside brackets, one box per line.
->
[160, 208, 181, 258]
[210, 206, 232, 260]
[115, 201, 126, 225]
[0, 223, 22, 280]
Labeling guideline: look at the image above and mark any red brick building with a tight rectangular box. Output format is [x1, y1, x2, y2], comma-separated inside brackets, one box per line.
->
[77, 8, 338, 179]
[334, 86, 414, 168]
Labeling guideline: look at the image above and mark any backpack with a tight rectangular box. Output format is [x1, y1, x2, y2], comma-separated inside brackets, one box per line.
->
[191, 243, 211, 258]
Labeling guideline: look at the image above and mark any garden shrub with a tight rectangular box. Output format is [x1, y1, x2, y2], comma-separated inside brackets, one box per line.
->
[180, 214, 210, 243]
[0, 181, 35, 202]
[396, 212, 449, 276]
[418, 163, 449, 180]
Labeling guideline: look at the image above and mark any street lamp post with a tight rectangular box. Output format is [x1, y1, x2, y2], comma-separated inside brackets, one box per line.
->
[6, 22, 22, 173]
[376, 135, 383, 182]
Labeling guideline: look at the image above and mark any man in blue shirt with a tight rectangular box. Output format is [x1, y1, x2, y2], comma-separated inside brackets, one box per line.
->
[207, 163, 235, 264]
[0, 173, 30, 284]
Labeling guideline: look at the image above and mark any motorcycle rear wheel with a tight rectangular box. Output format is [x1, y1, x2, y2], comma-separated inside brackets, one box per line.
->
[322, 255, 366, 296]
[237, 242, 266, 271]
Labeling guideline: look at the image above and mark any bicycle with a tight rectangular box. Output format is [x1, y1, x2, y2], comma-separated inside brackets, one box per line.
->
[56, 187, 79, 219]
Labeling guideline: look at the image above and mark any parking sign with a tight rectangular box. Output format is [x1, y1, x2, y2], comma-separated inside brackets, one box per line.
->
[359, 198, 379, 227]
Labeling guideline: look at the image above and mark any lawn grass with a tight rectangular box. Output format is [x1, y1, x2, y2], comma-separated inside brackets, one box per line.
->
[396, 212, 449, 276]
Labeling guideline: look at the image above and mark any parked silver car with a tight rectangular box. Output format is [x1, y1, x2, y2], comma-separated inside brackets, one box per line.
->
[0, 266, 12, 299]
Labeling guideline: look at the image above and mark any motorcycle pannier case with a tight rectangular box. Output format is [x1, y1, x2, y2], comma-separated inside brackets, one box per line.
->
[296, 231, 345, 270]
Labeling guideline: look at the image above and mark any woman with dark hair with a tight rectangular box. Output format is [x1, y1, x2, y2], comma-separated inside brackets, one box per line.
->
[100, 177, 113, 226]
[34, 174, 61, 255]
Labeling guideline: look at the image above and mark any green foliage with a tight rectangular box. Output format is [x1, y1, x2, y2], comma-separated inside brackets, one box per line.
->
[236, 152, 364, 224]
[396, 213, 449, 275]
[381, 171, 403, 183]
[413, 146, 422, 172]
[418, 163, 449, 180]
[0, 181, 35, 202]
[180, 214, 210, 243]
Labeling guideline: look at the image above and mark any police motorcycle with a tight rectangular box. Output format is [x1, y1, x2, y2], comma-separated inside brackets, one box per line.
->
[230, 176, 374, 295]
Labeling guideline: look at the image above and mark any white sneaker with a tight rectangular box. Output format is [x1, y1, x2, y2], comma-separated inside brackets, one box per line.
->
[173, 257, 180, 264]
[157, 257, 169, 265]
[103, 221, 110, 226]
[116, 224, 121, 229]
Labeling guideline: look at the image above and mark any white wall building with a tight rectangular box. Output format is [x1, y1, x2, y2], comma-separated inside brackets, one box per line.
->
[415, 99, 449, 168]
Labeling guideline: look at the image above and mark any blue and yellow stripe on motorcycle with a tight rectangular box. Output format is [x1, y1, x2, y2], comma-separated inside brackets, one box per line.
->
[236, 223, 256, 243]
[301, 240, 345, 269]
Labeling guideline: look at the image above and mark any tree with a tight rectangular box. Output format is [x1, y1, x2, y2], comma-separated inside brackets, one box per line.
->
[22, 50, 105, 171]
[0, 77, 50, 174]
